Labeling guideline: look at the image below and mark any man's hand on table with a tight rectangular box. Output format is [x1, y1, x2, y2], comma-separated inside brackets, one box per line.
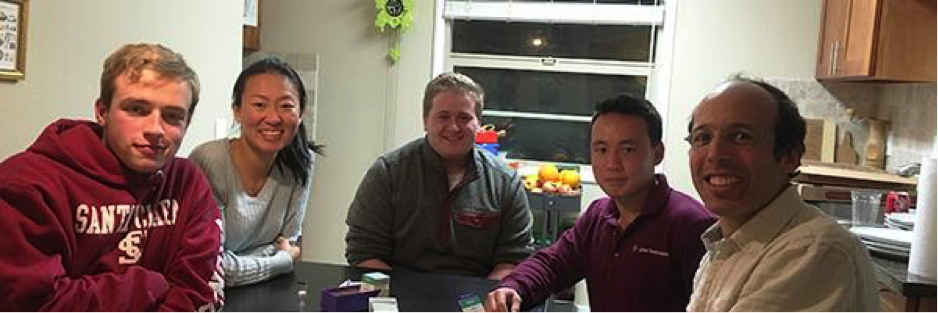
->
[484, 287, 521, 312]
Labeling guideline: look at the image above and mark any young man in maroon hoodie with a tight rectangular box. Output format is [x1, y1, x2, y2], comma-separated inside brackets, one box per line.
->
[0, 43, 224, 311]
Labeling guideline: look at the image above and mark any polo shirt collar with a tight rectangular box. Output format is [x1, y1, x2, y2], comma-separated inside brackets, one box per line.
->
[643, 174, 672, 217]
[701, 185, 802, 253]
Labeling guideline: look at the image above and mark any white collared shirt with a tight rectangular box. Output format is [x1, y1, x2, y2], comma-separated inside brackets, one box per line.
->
[687, 186, 880, 311]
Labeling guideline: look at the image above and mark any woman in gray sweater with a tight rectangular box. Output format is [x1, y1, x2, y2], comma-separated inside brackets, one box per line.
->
[190, 57, 323, 287]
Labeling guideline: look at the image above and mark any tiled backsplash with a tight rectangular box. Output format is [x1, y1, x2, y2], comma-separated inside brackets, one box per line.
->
[767, 79, 936, 173]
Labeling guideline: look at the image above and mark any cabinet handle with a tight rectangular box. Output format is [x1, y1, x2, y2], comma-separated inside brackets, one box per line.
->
[831, 41, 840, 75]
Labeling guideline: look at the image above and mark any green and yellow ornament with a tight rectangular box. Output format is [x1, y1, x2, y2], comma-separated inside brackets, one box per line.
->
[375, 0, 415, 63]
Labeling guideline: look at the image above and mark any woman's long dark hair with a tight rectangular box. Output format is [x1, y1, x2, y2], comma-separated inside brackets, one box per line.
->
[232, 57, 324, 185]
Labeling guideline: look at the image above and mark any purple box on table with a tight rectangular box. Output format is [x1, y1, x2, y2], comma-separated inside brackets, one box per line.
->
[320, 285, 380, 312]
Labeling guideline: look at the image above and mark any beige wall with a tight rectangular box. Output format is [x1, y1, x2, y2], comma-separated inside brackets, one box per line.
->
[0, 1, 242, 160]
[259, 0, 434, 265]
[662, 0, 822, 197]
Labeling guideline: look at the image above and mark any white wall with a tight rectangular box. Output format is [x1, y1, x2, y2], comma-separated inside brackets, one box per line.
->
[0, 1, 242, 160]
[260, 0, 434, 265]
[662, 0, 822, 197]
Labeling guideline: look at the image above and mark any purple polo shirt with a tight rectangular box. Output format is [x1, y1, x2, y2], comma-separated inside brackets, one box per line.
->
[497, 174, 715, 311]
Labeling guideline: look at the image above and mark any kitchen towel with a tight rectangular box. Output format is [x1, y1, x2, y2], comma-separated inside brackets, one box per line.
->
[908, 156, 936, 279]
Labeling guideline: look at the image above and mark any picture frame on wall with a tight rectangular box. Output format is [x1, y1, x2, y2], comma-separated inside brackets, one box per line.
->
[0, 0, 27, 81]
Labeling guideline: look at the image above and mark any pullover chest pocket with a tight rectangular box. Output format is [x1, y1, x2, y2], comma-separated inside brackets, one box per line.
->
[452, 209, 501, 257]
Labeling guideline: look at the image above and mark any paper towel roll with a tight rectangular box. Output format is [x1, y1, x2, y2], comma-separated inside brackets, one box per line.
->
[909, 157, 937, 279]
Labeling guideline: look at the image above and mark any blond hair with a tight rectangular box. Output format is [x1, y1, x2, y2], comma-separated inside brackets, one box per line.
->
[98, 43, 200, 119]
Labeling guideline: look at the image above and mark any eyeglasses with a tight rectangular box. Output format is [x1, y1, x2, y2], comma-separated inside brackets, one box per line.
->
[684, 128, 773, 150]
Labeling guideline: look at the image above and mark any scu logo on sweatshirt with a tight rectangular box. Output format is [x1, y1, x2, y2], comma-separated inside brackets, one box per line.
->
[73, 199, 180, 264]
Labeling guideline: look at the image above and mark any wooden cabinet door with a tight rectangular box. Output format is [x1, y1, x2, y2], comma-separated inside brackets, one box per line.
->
[816, 0, 878, 79]
[817, 0, 851, 78]
[816, 0, 936, 82]
[874, 0, 937, 82]
[839, 0, 878, 77]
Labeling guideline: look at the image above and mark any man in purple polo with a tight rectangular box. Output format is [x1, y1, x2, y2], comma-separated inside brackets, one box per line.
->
[484, 94, 716, 312]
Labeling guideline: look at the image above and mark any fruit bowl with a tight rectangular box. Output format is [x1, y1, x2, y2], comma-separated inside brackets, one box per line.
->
[523, 163, 582, 197]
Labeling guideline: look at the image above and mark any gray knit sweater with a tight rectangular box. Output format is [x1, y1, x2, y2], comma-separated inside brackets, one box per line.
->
[189, 139, 313, 287]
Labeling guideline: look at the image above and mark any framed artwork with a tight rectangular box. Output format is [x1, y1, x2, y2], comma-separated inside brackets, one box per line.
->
[0, 0, 27, 81]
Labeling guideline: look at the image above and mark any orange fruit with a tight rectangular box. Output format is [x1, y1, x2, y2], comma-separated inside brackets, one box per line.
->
[538, 164, 560, 182]
[559, 170, 580, 188]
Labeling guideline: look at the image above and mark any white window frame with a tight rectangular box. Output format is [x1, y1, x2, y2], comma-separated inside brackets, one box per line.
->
[433, 0, 677, 173]
[443, 1, 665, 25]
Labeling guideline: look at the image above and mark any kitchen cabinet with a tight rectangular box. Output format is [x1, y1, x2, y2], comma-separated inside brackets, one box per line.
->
[815, 0, 936, 82]
[243, 0, 261, 51]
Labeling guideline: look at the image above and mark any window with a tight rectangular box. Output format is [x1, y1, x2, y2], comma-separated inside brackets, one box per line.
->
[443, 0, 670, 165]
[453, 21, 654, 61]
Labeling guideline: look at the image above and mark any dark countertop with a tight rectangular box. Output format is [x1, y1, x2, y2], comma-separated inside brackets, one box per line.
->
[873, 256, 936, 298]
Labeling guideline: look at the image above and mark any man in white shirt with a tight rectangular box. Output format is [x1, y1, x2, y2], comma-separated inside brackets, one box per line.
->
[685, 75, 879, 311]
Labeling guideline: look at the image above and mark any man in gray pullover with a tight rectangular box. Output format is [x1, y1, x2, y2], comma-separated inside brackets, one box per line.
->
[345, 72, 532, 279]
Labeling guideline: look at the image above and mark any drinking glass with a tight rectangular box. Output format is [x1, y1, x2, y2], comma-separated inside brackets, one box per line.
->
[851, 189, 883, 227]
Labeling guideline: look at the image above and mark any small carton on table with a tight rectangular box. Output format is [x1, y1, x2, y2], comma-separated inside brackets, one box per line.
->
[320, 285, 380, 312]
[360, 272, 391, 297]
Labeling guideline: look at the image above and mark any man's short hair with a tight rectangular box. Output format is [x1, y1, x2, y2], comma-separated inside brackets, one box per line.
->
[686, 74, 806, 161]
[591, 93, 663, 146]
[422, 72, 485, 120]
[98, 43, 201, 120]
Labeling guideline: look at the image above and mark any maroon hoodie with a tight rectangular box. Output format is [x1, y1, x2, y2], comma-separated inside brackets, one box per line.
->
[0, 119, 224, 311]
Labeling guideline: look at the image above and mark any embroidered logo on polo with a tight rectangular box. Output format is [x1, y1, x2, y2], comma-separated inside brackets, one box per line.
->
[73, 199, 180, 264]
[632, 245, 670, 257]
